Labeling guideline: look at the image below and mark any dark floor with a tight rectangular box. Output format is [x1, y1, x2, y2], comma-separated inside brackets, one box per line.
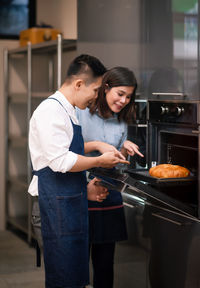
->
[0, 230, 146, 288]
[0, 230, 45, 288]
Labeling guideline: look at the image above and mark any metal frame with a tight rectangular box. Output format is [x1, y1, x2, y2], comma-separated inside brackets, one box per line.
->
[4, 49, 9, 230]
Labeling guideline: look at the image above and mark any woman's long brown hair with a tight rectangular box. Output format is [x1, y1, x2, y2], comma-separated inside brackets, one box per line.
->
[89, 67, 137, 124]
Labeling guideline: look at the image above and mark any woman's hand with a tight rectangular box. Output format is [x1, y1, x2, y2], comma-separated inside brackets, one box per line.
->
[121, 140, 144, 158]
[87, 178, 109, 202]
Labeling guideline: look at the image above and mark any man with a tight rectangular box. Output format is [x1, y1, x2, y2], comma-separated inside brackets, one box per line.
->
[28, 54, 129, 288]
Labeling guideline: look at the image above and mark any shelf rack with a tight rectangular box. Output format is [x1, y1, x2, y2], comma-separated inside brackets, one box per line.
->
[4, 35, 77, 242]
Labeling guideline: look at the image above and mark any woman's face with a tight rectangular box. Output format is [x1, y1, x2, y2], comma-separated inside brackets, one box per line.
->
[105, 86, 134, 113]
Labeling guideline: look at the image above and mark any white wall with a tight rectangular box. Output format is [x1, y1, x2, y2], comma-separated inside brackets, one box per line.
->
[37, 0, 77, 39]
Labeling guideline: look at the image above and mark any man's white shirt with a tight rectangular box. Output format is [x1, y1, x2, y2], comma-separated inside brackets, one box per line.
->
[28, 91, 78, 196]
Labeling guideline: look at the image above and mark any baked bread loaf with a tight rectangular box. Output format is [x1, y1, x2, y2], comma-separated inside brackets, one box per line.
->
[149, 164, 190, 178]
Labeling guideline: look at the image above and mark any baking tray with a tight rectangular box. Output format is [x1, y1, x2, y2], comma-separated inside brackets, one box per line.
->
[125, 168, 197, 186]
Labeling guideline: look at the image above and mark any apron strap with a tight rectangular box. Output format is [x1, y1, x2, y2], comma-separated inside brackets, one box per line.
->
[32, 170, 39, 176]
[48, 97, 67, 112]
[48, 97, 74, 125]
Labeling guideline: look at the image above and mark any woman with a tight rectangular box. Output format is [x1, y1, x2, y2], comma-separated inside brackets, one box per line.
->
[76, 67, 143, 288]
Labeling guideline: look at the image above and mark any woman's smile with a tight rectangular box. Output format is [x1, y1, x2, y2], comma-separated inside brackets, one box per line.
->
[114, 102, 124, 111]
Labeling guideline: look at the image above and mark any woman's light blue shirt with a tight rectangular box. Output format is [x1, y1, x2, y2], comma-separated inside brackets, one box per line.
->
[76, 107, 127, 156]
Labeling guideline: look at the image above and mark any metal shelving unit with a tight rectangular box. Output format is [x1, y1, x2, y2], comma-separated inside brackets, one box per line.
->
[4, 35, 77, 242]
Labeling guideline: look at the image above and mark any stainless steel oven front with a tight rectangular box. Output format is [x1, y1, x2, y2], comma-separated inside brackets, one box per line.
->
[119, 99, 200, 288]
[147, 100, 200, 217]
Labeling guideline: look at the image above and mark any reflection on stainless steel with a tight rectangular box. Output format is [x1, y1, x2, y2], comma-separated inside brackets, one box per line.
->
[192, 130, 200, 134]
[123, 202, 134, 209]
[144, 0, 199, 101]
[122, 191, 145, 206]
[151, 212, 184, 226]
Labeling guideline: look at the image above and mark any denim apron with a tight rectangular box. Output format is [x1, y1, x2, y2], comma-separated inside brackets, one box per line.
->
[88, 170, 127, 243]
[33, 98, 89, 288]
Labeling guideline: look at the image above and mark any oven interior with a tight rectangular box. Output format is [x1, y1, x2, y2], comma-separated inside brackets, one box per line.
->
[126, 128, 198, 215]
[159, 131, 198, 175]
[156, 130, 198, 206]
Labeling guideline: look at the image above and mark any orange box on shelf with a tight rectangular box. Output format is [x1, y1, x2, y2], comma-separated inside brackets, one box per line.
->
[19, 27, 61, 46]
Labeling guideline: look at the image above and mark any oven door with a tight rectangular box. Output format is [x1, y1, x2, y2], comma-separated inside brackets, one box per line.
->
[118, 187, 200, 288]
[140, 199, 200, 288]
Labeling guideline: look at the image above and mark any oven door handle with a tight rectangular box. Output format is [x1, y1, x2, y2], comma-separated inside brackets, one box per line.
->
[152, 92, 185, 97]
[123, 201, 143, 209]
[152, 212, 192, 226]
[192, 130, 200, 134]
[123, 201, 135, 209]
[130, 124, 147, 128]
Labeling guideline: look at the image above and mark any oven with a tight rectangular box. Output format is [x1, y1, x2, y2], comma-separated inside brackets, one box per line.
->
[147, 100, 200, 217]
[123, 99, 200, 288]
[89, 99, 200, 288]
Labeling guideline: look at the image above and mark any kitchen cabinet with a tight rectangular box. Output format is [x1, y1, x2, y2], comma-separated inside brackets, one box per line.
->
[143, 0, 199, 100]
[77, 0, 143, 94]
[4, 36, 77, 242]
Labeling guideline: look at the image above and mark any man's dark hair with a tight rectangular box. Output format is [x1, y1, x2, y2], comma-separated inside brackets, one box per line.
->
[66, 54, 106, 83]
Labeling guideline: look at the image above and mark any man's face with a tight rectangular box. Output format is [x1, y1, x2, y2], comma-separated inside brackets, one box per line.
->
[76, 77, 102, 109]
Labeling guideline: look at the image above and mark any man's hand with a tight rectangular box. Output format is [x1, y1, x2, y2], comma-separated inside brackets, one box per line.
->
[98, 151, 130, 168]
[87, 178, 109, 202]
[85, 141, 126, 160]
